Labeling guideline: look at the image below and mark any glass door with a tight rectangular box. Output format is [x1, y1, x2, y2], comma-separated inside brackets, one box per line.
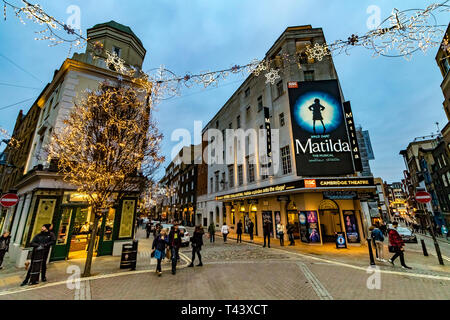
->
[51, 207, 74, 261]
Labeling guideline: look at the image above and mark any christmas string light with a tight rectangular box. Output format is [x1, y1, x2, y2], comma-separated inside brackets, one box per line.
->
[2, 0, 450, 100]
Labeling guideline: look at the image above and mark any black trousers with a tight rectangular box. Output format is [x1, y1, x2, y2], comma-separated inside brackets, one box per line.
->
[156, 258, 162, 272]
[223, 233, 228, 242]
[209, 233, 215, 242]
[279, 233, 284, 246]
[171, 247, 179, 272]
[146, 231, 151, 238]
[0, 250, 6, 267]
[191, 246, 202, 264]
[237, 233, 242, 243]
[390, 249, 407, 267]
[249, 232, 254, 241]
[263, 233, 270, 247]
[288, 233, 295, 245]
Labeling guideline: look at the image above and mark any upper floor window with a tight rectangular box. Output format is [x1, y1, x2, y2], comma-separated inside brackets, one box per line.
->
[257, 95, 263, 112]
[279, 113, 285, 127]
[304, 70, 315, 81]
[281, 145, 292, 175]
[238, 165, 243, 186]
[112, 46, 121, 57]
[276, 80, 283, 98]
[246, 106, 251, 121]
[228, 165, 234, 188]
[245, 88, 250, 98]
[237, 115, 241, 129]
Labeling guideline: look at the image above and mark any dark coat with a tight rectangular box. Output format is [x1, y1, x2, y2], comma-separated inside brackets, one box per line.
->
[237, 222, 243, 234]
[152, 235, 168, 252]
[248, 221, 254, 234]
[0, 235, 11, 252]
[287, 224, 295, 234]
[169, 229, 182, 249]
[388, 228, 404, 248]
[191, 231, 204, 248]
[263, 221, 272, 235]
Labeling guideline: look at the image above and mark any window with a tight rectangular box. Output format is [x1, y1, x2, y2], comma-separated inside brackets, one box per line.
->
[281, 146, 292, 175]
[216, 120, 219, 128]
[229, 122, 232, 129]
[112, 46, 121, 57]
[215, 172, 219, 192]
[276, 80, 283, 97]
[304, 70, 315, 81]
[257, 95, 263, 112]
[443, 174, 448, 187]
[442, 58, 450, 75]
[238, 165, 243, 185]
[447, 172, 450, 186]
[228, 165, 234, 188]
[222, 172, 226, 190]
[247, 158, 255, 183]
[442, 154, 447, 166]
[279, 113, 285, 127]
[246, 106, 251, 121]
[245, 88, 250, 98]
[210, 177, 213, 193]
[237, 115, 241, 128]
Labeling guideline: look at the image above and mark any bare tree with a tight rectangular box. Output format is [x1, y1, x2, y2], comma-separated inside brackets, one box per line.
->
[48, 82, 164, 277]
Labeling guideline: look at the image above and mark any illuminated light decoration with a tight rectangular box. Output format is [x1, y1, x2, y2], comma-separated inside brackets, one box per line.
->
[265, 68, 281, 85]
[2, 0, 450, 100]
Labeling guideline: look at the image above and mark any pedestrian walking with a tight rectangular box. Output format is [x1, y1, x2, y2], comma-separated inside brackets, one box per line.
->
[287, 222, 295, 246]
[188, 225, 204, 267]
[0, 231, 11, 269]
[277, 222, 285, 246]
[221, 222, 229, 243]
[41, 224, 56, 282]
[236, 220, 243, 243]
[388, 221, 412, 269]
[208, 222, 215, 243]
[21, 224, 53, 286]
[370, 225, 386, 262]
[263, 218, 271, 248]
[248, 220, 254, 242]
[168, 224, 183, 275]
[146, 221, 152, 239]
[151, 229, 168, 277]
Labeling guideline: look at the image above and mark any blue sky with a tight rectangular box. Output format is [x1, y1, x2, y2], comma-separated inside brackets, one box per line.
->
[0, 0, 447, 182]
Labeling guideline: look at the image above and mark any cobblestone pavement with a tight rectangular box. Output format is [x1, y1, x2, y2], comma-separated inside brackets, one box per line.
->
[1, 235, 449, 300]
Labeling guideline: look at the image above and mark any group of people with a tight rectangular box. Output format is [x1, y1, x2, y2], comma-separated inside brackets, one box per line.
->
[370, 221, 412, 269]
[151, 223, 204, 277]
[213, 218, 296, 248]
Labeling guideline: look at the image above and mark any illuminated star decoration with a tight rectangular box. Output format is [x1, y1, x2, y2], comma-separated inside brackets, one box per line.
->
[265, 68, 280, 85]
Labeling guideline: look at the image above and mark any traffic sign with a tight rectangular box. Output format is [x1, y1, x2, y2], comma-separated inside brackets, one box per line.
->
[0, 193, 19, 207]
[415, 191, 431, 204]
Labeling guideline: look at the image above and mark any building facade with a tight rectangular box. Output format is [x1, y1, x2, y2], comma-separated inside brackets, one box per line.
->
[198, 26, 376, 246]
[5, 21, 146, 268]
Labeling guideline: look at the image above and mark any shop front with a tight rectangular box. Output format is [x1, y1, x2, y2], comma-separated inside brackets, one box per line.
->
[216, 178, 375, 246]
[12, 189, 138, 265]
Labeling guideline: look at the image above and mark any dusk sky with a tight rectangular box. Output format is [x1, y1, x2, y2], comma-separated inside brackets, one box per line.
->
[0, 0, 447, 183]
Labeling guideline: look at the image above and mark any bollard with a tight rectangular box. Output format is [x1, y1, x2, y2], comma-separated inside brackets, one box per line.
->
[420, 239, 428, 256]
[366, 237, 376, 265]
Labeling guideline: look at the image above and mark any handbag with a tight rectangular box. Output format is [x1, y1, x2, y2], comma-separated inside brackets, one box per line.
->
[151, 250, 155, 258]
[388, 245, 396, 253]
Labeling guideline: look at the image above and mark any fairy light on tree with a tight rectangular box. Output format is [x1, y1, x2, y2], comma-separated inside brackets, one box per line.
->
[47, 82, 164, 277]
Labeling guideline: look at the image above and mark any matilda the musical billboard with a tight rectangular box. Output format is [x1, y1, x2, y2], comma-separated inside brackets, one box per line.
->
[288, 80, 356, 176]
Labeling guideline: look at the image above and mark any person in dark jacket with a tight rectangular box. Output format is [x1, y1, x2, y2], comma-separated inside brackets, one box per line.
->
[236, 220, 243, 243]
[287, 223, 295, 246]
[263, 218, 271, 248]
[208, 223, 215, 243]
[41, 224, 56, 282]
[388, 222, 411, 269]
[248, 220, 254, 242]
[146, 221, 152, 239]
[168, 225, 183, 275]
[0, 231, 11, 269]
[21, 224, 53, 286]
[152, 229, 168, 276]
[188, 225, 204, 267]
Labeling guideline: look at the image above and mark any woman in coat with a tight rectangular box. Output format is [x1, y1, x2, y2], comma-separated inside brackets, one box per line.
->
[0, 231, 11, 269]
[188, 225, 204, 267]
[388, 221, 411, 269]
[152, 229, 168, 276]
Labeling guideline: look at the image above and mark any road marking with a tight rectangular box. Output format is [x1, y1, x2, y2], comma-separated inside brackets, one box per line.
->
[74, 280, 91, 300]
[297, 262, 333, 300]
[245, 242, 450, 281]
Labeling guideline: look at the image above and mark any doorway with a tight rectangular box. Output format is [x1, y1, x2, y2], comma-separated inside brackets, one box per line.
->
[318, 200, 342, 243]
[287, 210, 300, 239]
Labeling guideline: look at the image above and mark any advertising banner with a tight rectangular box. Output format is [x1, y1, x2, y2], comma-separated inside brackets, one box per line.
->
[343, 210, 360, 243]
[288, 80, 355, 176]
[336, 232, 347, 249]
[262, 211, 273, 237]
[299, 211, 320, 243]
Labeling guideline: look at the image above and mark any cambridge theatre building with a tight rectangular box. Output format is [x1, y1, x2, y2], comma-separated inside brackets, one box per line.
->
[197, 26, 377, 246]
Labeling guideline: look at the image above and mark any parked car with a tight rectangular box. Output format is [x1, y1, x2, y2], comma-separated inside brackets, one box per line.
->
[397, 227, 418, 243]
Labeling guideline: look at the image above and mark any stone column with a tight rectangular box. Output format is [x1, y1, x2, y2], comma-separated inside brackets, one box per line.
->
[225, 203, 232, 227]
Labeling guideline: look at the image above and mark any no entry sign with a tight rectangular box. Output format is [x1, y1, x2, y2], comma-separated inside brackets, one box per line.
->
[415, 191, 432, 204]
[0, 193, 19, 207]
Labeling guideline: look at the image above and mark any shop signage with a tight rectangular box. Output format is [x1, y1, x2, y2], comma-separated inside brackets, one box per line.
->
[336, 232, 347, 248]
[0, 193, 19, 207]
[314, 178, 374, 188]
[264, 107, 272, 168]
[247, 199, 259, 204]
[277, 195, 290, 202]
[343, 101, 363, 172]
[323, 191, 357, 200]
[288, 80, 356, 176]
[215, 181, 303, 201]
[304, 179, 316, 188]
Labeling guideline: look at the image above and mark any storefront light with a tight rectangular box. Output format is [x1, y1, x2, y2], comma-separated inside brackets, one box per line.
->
[251, 205, 257, 212]
[240, 206, 245, 212]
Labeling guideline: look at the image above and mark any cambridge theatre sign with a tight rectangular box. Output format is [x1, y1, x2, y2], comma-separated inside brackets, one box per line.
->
[215, 178, 375, 201]
[287, 80, 363, 176]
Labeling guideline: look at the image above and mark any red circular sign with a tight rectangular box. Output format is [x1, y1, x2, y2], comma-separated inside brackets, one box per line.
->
[415, 191, 431, 203]
[0, 193, 19, 207]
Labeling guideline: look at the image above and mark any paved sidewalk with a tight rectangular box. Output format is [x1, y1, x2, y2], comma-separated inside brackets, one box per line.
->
[215, 231, 450, 277]
[0, 228, 189, 292]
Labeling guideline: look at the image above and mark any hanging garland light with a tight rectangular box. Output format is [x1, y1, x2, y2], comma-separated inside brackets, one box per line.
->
[2, 0, 449, 102]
